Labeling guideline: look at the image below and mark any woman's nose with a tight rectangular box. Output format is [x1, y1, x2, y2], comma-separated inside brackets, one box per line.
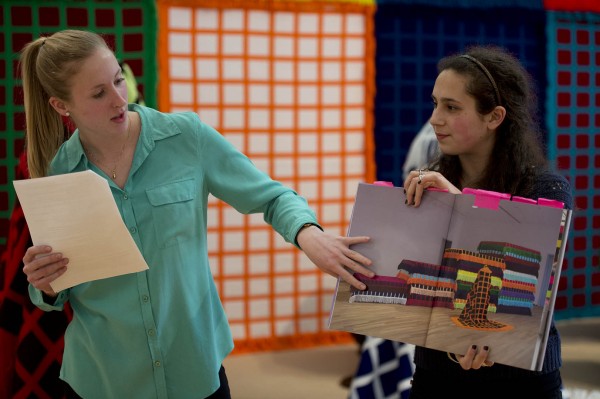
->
[111, 87, 128, 108]
[429, 108, 443, 127]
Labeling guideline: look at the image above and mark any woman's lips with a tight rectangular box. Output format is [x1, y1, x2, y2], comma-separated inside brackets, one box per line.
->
[112, 112, 125, 122]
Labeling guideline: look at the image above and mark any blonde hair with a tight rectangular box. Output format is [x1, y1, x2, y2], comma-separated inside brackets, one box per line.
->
[19, 30, 110, 177]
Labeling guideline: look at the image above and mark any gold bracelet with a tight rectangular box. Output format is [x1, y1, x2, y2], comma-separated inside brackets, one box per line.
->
[299, 222, 317, 231]
[447, 352, 459, 364]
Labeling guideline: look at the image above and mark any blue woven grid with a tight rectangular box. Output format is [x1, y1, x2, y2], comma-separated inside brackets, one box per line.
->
[545, 11, 600, 319]
[373, 4, 547, 187]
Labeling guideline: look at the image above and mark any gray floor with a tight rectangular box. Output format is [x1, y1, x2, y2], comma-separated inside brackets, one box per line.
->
[558, 317, 600, 398]
[223, 317, 600, 399]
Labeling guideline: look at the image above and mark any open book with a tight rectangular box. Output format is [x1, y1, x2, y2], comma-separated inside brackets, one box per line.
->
[328, 182, 572, 371]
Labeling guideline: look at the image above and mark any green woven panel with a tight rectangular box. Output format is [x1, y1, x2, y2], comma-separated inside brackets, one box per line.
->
[0, 0, 157, 249]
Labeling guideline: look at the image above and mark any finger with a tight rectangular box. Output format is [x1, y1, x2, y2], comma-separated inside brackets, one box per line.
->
[25, 254, 68, 285]
[339, 269, 368, 290]
[22, 245, 52, 265]
[30, 265, 68, 292]
[405, 177, 419, 206]
[412, 176, 427, 207]
[336, 247, 374, 277]
[458, 345, 478, 370]
[342, 260, 374, 280]
[23, 252, 66, 275]
[342, 236, 372, 264]
[28, 260, 68, 284]
[344, 235, 371, 248]
[471, 346, 491, 369]
[403, 170, 420, 192]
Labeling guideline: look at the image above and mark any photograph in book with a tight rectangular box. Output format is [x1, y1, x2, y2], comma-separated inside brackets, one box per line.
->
[328, 183, 571, 371]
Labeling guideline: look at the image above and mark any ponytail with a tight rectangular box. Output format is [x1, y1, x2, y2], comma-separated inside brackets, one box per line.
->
[20, 38, 65, 178]
[19, 30, 110, 177]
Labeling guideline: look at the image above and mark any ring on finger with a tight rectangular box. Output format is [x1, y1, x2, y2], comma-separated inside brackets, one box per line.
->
[418, 174, 423, 183]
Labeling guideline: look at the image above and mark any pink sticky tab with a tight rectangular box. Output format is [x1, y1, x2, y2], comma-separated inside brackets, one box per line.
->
[537, 198, 564, 209]
[373, 181, 394, 187]
[462, 188, 511, 210]
[512, 196, 537, 205]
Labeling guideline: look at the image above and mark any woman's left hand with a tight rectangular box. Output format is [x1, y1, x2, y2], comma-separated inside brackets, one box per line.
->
[403, 169, 461, 207]
[296, 225, 373, 290]
[452, 345, 494, 370]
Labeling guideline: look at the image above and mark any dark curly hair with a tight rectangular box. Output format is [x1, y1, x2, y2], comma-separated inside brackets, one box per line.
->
[429, 45, 548, 198]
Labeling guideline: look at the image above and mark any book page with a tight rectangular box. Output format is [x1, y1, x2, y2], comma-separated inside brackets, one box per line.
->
[426, 194, 566, 370]
[13, 170, 149, 292]
[328, 183, 455, 346]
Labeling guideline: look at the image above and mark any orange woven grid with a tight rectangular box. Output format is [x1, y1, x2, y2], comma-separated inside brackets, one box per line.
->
[157, 0, 375, 353]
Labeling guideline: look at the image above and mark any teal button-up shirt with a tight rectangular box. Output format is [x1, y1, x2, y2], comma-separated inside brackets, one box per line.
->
[29, 104, 319, 399]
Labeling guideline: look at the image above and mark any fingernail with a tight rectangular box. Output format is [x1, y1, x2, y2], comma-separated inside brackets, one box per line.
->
[359, 284, 366, 290]
[483, 346, 489, 351]
[472, 345, 477, 350]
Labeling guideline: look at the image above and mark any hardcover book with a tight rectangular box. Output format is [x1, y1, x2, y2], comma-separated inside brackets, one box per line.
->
[328, 182, 572, 371]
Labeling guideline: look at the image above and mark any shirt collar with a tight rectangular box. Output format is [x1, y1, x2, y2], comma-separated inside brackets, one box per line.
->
[62, 104, 182, 173]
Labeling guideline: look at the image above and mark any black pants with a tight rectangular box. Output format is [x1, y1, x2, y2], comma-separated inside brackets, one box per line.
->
[64, 365, 231, 399]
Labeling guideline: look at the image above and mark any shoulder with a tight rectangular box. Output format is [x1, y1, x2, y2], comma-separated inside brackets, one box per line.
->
[532, 168, 573, 210]
[133, 104, 217, 144]
[135, 104, 200, 129]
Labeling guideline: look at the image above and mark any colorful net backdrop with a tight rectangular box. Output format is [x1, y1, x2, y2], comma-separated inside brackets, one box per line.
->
[156, 0, 376, 351]
[0, 0, 157, 246]
[372, 3, 547, 187]
[546, 10, 600, 319]
[371, 1, 599, 320]
[1, 0, 599, 359]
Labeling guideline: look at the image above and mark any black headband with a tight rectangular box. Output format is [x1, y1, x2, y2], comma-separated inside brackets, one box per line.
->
[460, 54, 501, 106]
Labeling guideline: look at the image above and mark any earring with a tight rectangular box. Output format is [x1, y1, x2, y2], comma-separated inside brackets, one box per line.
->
[65, 111, 70, 117]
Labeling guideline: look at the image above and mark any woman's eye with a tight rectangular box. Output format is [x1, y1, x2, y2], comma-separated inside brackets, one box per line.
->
[93, 91, 104, 99]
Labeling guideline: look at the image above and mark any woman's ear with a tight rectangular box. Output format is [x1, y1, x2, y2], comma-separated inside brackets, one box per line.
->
[48, 96, 69, 117]
[487, 106, 506, 130]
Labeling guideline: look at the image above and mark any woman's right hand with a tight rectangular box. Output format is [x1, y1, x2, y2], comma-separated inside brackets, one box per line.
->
[403, 169, 461, 207]
[22, 245, 68, 297]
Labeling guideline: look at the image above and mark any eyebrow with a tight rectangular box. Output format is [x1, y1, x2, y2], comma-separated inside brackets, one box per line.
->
[89, 68, 123, 91]
[432, 95, 460, 104]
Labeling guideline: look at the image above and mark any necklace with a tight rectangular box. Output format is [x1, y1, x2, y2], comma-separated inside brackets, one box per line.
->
[83, 115, 133, 180]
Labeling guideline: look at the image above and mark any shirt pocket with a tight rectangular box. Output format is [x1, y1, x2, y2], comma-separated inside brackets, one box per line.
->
[146, 178, 199, 248]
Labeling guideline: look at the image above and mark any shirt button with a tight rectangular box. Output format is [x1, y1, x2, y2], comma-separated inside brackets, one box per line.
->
[142, 295, 149, 302]
[123, 194, 129, 200]
[154, 361, 161, 367]
[148, 329, 155, 336]
[129, 226, 137, 234]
